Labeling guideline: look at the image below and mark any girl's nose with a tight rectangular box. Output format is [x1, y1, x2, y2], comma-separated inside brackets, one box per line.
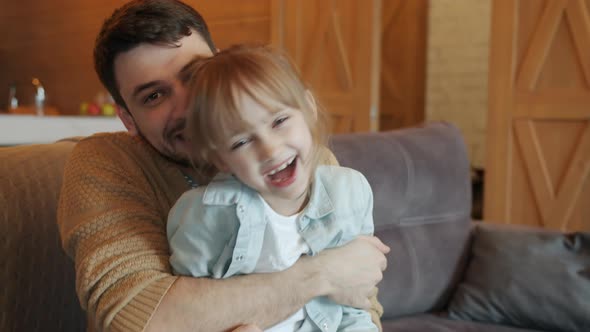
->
[258, 136, 279, 162]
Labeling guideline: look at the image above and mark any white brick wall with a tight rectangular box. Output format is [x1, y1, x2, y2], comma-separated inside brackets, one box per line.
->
[426, 0, 490, 168]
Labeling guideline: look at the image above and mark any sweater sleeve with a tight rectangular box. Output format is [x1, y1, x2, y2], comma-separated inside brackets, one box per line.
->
[57, 136, 177, 332]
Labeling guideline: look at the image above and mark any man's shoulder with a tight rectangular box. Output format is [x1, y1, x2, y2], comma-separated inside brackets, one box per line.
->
[71, 132, 159, 162]
[75, 132, 144, 150]
[66, 131, 179, 183]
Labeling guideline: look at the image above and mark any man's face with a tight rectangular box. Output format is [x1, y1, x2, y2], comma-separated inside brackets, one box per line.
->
[114, 33, 213, 163]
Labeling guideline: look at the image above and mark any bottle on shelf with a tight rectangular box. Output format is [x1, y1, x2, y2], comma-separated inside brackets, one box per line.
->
[8, 82, 18, 110]
[32, 77, 45, 116]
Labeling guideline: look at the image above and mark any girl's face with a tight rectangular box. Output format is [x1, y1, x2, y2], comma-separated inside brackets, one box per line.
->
[212, 91, 315, 216]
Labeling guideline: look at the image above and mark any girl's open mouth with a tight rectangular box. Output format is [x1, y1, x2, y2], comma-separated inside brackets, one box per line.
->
[266, 156, 297, 187]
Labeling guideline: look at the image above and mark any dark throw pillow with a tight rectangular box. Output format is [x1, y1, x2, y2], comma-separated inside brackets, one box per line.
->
[448, 223, 590, 332]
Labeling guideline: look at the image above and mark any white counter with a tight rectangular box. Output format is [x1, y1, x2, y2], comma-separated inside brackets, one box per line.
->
[0, 115, 126, 145]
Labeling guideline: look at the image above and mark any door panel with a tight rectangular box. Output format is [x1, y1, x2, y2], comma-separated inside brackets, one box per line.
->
[485, 0, 590, 231]
[271, 0, 382, 134]
[379, 0, 428, 130]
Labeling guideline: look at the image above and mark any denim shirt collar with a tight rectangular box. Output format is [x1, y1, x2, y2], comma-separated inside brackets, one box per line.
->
[302, 170, 334, 219]
[201, 170, 335, 219]
[202, 173, 244, 206]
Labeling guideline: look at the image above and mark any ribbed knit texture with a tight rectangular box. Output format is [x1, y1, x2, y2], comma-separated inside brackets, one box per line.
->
[57, 133, 192, 332]
[110, 277, 176, 331]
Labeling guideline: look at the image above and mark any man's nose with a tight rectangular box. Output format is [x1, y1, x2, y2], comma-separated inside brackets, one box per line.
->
[174, 82, 190, 117]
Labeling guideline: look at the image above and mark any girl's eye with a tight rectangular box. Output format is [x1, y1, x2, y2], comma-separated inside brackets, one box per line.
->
[273, 116, 289, 128]
[230, 138, 250, 151]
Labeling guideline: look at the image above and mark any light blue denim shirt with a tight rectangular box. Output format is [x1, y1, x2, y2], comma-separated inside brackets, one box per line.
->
[167, 165, 377, 332]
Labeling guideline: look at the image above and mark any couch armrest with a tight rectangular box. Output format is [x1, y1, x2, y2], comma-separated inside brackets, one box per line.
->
[0, 141, 86, 331]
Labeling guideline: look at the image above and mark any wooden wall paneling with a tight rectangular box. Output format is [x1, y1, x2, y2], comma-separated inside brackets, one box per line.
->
[379, 0, 428, 131]
[484, 0, 517, 223]
[197, 0, 272, 49]
[0, 0, 271, 115]
[485, 0, 590, 231]
[0, 0, 119, 115]
[271, 0, 382, 134]
[513, 120, 590, 229]
[515, 0, 567, 91]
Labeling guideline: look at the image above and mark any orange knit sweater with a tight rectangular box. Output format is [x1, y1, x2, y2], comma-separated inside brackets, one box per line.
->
[58, 133, 192, 331]
[57, 132, 382, 332]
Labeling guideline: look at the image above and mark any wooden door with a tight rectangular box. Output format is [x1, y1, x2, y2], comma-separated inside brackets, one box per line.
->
[379, 0, 428, 131]
[485, 0, 590, 232]
[271, 0, 382, 134]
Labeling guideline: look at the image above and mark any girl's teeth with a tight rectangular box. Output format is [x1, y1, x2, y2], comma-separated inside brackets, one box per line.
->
[267, 157, 295, 176]
[270, 163, 287, 175]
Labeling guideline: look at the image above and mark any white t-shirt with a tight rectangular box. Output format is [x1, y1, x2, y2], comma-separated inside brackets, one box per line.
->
[254, 198, 311, 332]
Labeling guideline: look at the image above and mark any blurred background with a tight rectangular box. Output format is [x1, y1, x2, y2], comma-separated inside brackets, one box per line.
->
[2, 0, 589, 232]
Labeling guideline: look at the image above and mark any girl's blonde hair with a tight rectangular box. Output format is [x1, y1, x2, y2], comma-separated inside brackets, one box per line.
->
[183, 44, 328, 181]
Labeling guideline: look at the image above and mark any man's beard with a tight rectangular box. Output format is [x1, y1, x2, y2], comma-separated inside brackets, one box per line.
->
[136, 125, 191, 166]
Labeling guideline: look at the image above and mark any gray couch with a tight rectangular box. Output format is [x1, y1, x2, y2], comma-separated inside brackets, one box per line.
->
[1, 122, 588, 331]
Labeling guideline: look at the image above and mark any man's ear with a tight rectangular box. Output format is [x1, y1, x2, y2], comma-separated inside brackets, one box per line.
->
[305, 90, 318, 118]
[116, 105, 138, 135]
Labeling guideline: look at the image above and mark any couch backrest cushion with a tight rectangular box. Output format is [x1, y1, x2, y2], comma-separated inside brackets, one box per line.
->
[0, 140, 86, 331]
[330, 122, 472, 318]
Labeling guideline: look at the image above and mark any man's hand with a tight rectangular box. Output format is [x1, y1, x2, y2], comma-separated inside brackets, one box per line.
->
[147, 236, 388, 332]
[305, 235, 389, 309]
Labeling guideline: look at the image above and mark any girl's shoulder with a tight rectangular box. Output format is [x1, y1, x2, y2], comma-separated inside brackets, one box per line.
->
[314, 165, 372, 204]
[315, 165, 369, 187]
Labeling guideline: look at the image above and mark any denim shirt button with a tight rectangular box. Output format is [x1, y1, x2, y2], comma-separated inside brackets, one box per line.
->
[322, 322, 329, 331]
[235, 255, 244, 261]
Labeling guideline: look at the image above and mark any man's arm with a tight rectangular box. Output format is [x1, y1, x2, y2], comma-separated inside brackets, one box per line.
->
[59, 137, 388, 331]
[147, 236, 389, 332]
[58, 136, 179, 331]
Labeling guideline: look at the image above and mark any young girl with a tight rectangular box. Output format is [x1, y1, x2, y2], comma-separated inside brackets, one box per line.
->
[167, 44, 378, 332]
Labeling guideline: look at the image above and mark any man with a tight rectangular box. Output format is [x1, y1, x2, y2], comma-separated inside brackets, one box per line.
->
[57, 1, 389, 331]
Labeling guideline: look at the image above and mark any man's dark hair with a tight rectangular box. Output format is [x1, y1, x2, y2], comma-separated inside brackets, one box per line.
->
[94, 0, 216, 110]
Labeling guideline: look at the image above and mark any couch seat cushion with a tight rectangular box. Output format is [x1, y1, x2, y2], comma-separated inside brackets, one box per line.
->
[382, 314, 544, 332]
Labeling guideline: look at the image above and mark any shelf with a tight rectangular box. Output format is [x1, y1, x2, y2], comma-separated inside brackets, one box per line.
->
[0, 114, 126, 145]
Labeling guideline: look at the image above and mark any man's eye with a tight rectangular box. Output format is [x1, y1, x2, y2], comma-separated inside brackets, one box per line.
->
[273, 116, 289, 127]
[231, 138, 250, 150]
[143, 91, 163, 105]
